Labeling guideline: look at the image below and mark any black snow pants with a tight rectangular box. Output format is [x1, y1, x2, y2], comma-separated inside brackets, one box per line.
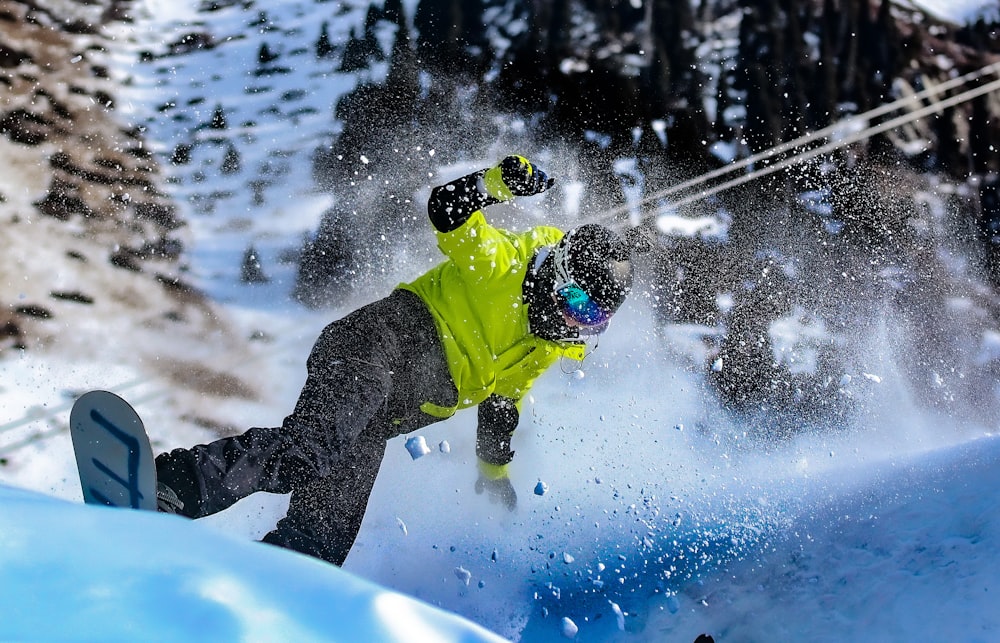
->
[155, 289, 458, 565]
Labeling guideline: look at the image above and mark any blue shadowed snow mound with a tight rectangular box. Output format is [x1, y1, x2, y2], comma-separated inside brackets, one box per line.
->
[0, 484, 506, 642]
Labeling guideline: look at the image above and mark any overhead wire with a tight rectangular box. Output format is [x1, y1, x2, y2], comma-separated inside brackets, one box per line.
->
[596, 60, 1000, 228]
[645, 74, 1000, 220]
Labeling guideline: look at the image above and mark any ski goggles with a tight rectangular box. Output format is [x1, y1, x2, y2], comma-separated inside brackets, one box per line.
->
[551, 236, 612, 328]
[555, 283, 613, 327]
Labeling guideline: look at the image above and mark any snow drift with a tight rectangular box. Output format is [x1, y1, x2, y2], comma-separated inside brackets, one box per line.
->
[0, 483, 506, 642]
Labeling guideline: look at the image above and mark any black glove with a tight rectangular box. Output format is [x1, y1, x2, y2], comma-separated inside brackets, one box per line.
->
[498, 155, 554, 197]
[475, 461, 517, 511]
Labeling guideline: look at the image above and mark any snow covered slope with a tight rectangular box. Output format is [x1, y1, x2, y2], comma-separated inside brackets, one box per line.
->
[908, 0, 998, 24]
[643, 433, 1000, 642]
[0, 483, 506, 642]
[2, 416, 997, 641]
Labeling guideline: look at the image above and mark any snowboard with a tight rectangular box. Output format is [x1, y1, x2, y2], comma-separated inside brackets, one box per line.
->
[69, 390, 157, 511]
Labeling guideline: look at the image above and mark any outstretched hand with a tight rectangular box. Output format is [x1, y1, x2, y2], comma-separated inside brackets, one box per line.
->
[475, 473, 518, 511]
[499, 155, 555, 197]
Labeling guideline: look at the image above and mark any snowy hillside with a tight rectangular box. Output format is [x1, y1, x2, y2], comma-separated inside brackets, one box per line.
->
[4, 363, 999, 640]
[0, 483, 506, 642]
[909, 0, 999, 23]
[2, 0, 1000, 641]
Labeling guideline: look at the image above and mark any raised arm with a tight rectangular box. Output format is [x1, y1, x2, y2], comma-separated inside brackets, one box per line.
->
[427, 155, 554, 232]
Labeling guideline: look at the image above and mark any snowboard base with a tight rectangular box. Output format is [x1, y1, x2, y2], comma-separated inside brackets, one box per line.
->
[69, 390, 157, 511]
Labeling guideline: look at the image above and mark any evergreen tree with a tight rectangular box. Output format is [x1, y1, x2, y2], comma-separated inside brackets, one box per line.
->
[220, 144, 241, 174]
[414, 0, 488, 76]
[316, 21, 334, 59]
[385, 9, 418, 102]
[492, 0, 553, 114]
[240, 245, 269, 284]
[293, 209, 357, 308]
[340, 9, 383, 73]
[816, 0, 841, 127]
[209, 103, 227, 130]
[414, 0, 452, 72]
[383, 0, 404, 26]
[170, 143, 191, 166]
[644, 0, 709, 169]
[340, 28, 370, 72]
[734, 2, 784, 153]
[257, 42, 279, 65]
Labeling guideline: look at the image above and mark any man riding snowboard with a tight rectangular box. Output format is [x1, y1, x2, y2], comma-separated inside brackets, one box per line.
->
[155, 155, 635, 565]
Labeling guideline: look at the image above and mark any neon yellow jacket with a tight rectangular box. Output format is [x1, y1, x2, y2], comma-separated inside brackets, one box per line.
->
[399, 210, 585, 418]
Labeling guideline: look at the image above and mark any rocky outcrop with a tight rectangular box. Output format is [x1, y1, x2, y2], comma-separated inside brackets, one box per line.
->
[0, 0, 248, 397]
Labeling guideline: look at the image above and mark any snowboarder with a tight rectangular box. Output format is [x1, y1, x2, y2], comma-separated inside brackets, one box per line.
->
[155, 155, 635, 565]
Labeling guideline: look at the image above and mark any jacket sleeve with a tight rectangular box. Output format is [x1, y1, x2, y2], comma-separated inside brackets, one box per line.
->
[476, 394, 520, 465]
[427, 169, 500, 233]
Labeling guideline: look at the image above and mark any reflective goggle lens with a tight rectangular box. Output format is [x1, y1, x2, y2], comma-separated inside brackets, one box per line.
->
[556, 284, 611, 326]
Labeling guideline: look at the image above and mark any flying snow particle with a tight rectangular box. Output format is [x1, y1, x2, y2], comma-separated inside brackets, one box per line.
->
[609, 600, 626, 631]
[573, 369, 585, 380]
[534, 480, 549, 496]
[454, 566, 472, 586]
[862, 372, 882, 383]
[561, 617, 579, 639]
[405, 436, 431, 460]
[396, 517, 407, 536]
[562, 552, 575, 564]
[711, 358, 723, 372]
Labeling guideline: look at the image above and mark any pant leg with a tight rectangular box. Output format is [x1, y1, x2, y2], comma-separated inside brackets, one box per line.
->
[260, 423, 387, 565]
[156, 425, 302, 518]
[261, 291, 458, 565]
[155, 290, 456, 527]
[157, 294, 400, 518]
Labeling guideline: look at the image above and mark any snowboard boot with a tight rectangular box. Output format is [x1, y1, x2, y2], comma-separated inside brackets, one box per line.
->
[156, 481, 185, 514]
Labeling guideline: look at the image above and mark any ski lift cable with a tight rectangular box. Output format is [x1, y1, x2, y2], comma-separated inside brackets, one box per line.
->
[585, 70, 1000, 236]
[600, 59, 1000, 223]
[0, 377, 147, 436]
[655, 75, 1000, 216]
